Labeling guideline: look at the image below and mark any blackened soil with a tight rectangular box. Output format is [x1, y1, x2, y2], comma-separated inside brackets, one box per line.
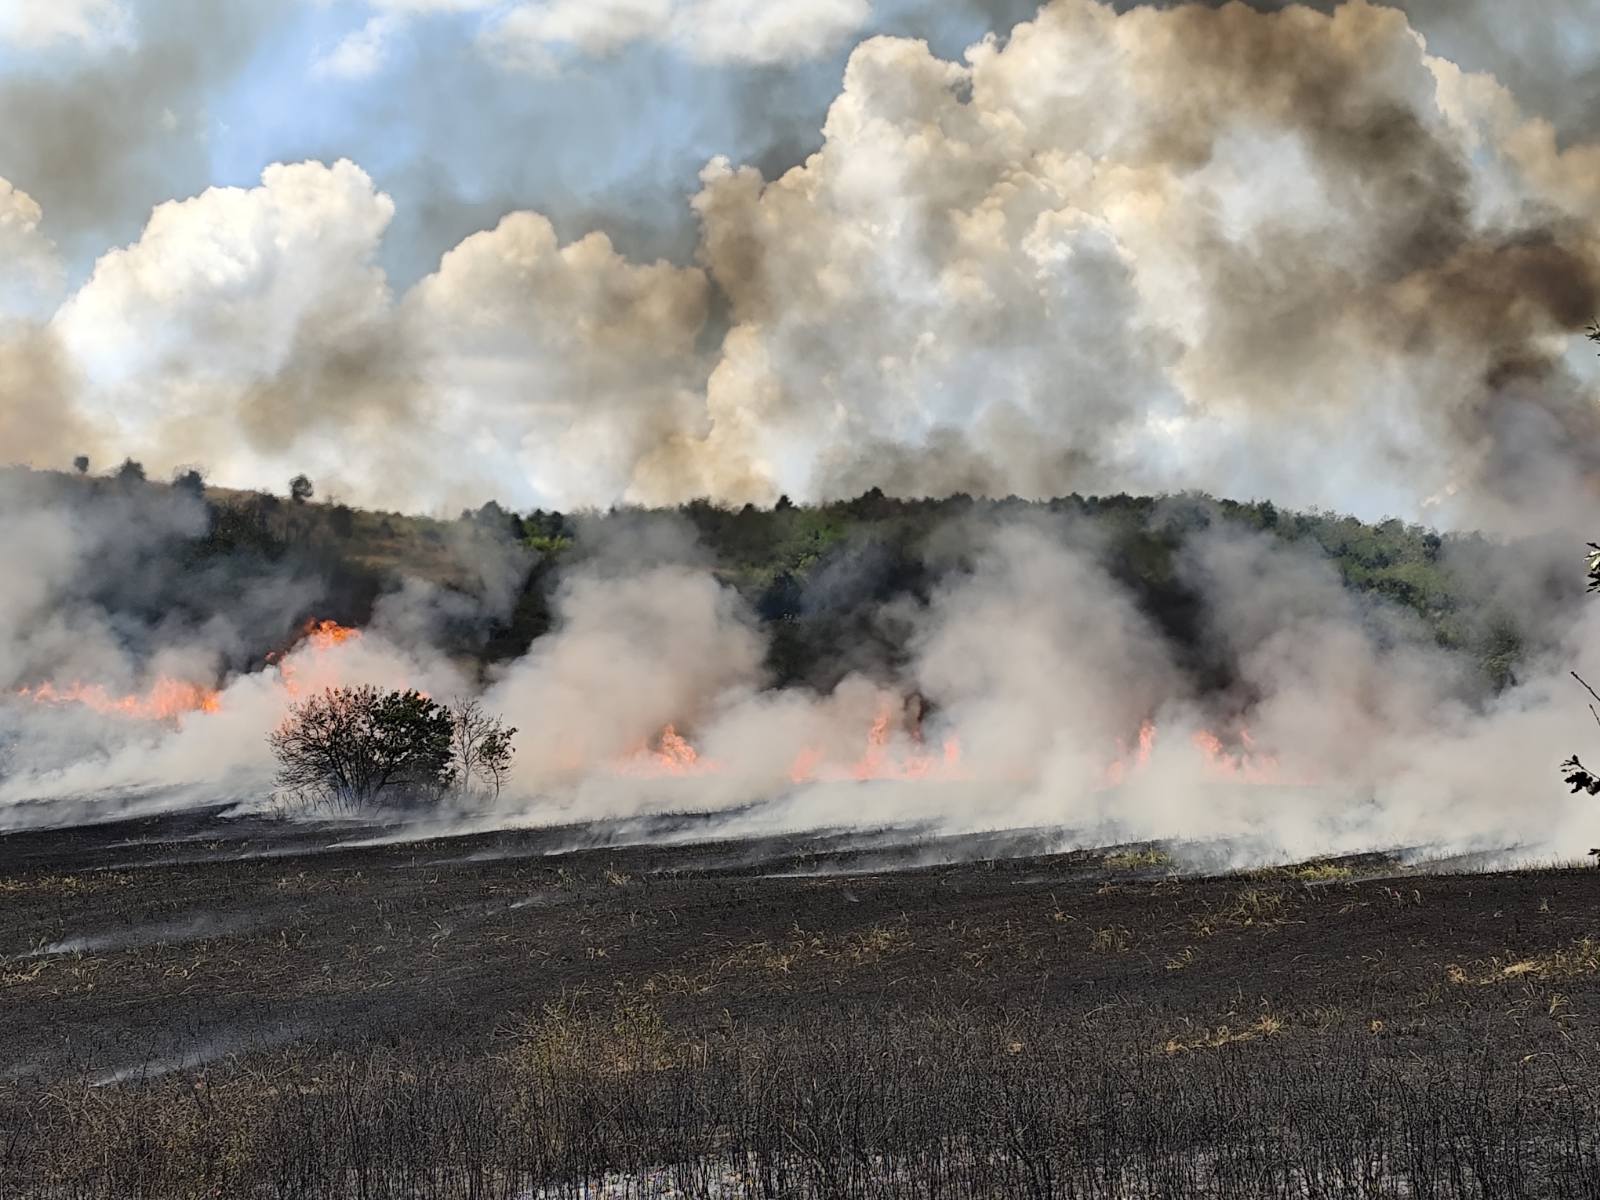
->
[1, 805, 1596, 1080]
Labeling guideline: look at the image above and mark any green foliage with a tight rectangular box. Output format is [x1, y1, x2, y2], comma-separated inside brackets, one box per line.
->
[270, 686, 456, 810]
[35, 461, 1544, 694]
[271, 687, 520, 810]
[1562, 755, 1600, 796]
[525, 534, 573, 556]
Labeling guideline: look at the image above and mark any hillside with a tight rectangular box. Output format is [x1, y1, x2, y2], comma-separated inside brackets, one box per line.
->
[1, 463, 1564, 700]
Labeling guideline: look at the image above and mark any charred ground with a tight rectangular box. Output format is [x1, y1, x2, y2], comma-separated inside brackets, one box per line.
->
[5, 810, 1600, 1195]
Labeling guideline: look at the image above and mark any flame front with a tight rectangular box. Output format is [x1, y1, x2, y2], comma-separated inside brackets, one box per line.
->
[16, 678, 222, 722]
[11, 629, 1302, 797]
[624, 700, 967, 785]
[1103, 720, 1295, 787]
[268, 619, 364, 697]
[12, 618, 365, 723]
[653, 724, 706, 774]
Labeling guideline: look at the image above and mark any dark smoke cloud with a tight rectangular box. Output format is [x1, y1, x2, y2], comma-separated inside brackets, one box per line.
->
[1094, 0, 1600, 145]
[0, 1, 292, 266]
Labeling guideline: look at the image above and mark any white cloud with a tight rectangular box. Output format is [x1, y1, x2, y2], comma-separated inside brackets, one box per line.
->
[56, 159, 395, 390]
[485, 0, 872, 68]
[645, 0, 1600, 526]
[0, 179, 85, 469]
[314, 14, 405, 80]
[679, 0, 872, 65]
[406, 210, 710, 507]
[17, 0, 1600, 526]
[51, 159, 413, 496]
[42, 158, 711, 511]
[313, 0, 500, 79]
[489, 0, 672, 66]
[316, 0, 870, 78]
[0, 177, 64, 321]
[0, 0, 134, 52]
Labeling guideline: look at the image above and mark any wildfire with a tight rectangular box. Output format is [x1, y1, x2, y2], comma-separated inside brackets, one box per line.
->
[265, 618, 362, 665]
[15, 678, 222, 723]
[1104, 719, 1156, 787]
[302, 619, 360, 650]
[267, 619, 363, 697]
[1102, 720, 1291, 787]
[625, 700, 966, 785]
[614, 724, 720, 777]
[1190, 728, 1284, 784]
[652, 724, 709, 775]
[11, 616, 1298, 799]
[12, 618, 364, 723]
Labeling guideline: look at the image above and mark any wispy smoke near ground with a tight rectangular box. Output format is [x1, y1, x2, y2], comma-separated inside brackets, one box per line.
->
[0, 486, 1595, 865]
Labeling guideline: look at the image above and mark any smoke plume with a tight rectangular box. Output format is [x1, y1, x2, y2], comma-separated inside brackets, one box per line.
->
[6, 1, 1598, 528]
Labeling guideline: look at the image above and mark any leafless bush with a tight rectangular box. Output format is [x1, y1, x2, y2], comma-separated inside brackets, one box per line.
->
[448, 696, 516, 801]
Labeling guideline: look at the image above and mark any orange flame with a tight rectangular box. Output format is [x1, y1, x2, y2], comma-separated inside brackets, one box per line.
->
[1190, 727, 1284, 784]
[620, 697, 967, 785]
[654, 724, 701, 773]
[16, 677, 222, 722]
[302, 619, 360, 650]
[1105, 719, 1157, 786]
[1103, 720, 1292, 787]
[268, 619, 364, 697]
[12, 618, 364, 723]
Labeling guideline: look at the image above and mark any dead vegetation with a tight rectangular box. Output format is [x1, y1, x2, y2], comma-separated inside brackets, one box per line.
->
[7, 813, 1600, 1196]
[6, 1002, 1600, 1198]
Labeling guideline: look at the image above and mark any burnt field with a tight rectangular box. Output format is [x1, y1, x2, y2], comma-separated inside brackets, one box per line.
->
[4, 806, 1600, 1197]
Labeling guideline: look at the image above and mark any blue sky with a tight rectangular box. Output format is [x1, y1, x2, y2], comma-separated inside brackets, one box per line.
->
[4, 0, 1594, 290]
[1, 0, 1048, 288]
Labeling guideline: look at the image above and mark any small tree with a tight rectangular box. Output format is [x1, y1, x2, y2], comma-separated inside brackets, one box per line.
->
[270, 686, 454, 810]
[448, 697, 517, 799]
[172, 466, 205, 498]
[289, 474, 314, 505]
[116, 458, 146, 484]
[72, 454, 89, 475]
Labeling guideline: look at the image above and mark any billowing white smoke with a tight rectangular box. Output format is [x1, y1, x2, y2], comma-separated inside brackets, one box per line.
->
[651, 0, 1600, 528]
[0, 615, 473, 814]
[0, 470, 485, 817]
[472, 514, 1598, 863]
[910, 521, 1182, 795]
[5, 0, 1599, 528]
[487, 562, 766, 787]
